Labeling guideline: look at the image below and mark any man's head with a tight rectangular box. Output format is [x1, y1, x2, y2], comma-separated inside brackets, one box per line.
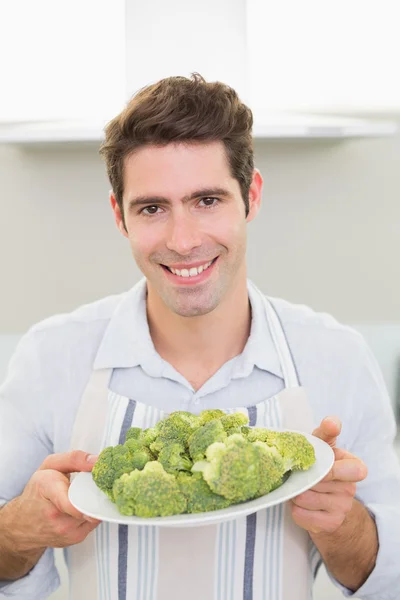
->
[100, 74, 262, 318]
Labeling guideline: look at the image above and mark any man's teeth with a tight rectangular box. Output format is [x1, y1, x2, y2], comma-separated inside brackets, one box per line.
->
[169, 260, 213, 277]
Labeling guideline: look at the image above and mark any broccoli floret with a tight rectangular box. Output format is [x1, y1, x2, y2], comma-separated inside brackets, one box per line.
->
[124, 438, 154, 468]
[252, 441, 286, 495]
[113, 461, 187, 517]
[198, 409, 226, 426]
[220, 412, 249, 435]
[177, 472, 232, 513]
[187, 419, 227, 462]
[158, 443, 193, 475]
[192, 434, 260, 503]
[125, 427, 142, 442]
[150, 411, 200, 455]
[92, 444, 141, 501]
[246, 429, 316, 472]
[139, 427, 159, 448]
[241, 426, 251, 437]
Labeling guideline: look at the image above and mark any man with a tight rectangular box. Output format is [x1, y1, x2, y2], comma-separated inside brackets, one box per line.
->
[0, 74, 399, 600]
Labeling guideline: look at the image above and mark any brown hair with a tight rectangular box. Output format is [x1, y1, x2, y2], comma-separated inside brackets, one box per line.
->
[100, 73, 254, 227]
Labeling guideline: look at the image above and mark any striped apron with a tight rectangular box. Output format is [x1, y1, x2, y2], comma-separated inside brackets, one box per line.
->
[67, 296, 322, 600]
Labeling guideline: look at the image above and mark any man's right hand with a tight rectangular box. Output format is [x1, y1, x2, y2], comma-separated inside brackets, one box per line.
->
[0, 450, 102, 580]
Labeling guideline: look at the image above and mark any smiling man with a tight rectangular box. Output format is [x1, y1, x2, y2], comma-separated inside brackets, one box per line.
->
[0, 74, 399, 600]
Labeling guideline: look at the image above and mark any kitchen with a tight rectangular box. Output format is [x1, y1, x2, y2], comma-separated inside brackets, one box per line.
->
[0, 1, 399, 599]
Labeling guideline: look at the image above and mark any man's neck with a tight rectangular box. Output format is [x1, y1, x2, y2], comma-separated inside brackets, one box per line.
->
[146, 276, 251, 388]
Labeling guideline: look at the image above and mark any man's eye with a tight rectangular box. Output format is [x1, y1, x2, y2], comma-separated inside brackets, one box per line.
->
[199, 197, 219, 208]
[141, 205, 160, 215]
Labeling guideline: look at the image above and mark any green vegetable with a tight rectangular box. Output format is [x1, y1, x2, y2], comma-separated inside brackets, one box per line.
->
[158, 443, 193, 475]
[92, 410, 316, 518]
[150, 411, 200, 455]
[246, 429, 316, 471]
[187, 419, 227, 462]
[220, 412, 249, 435]
[92, 443, 151, 501]
[113, 461, 187, 517]
[252, 441, 286, 495]
[125, 427, 142, 442]
[192, 434, 260, 503]
[198, 409, 226, 426]
[177, 471, 232, 513]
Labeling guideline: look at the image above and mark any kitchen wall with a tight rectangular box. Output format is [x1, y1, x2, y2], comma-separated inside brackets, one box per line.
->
[1, 134, 399, 600]
[0, 136, 399, 329]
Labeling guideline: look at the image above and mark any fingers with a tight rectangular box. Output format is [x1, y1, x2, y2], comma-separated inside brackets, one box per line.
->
[292, 487, 355, 512]
[323, 457, 368, 483]
[39, 473, 87, 520]
[309, 480, 357, 495]
[290, 504, 345, 534]
[312, 416, 342, 447]
[39, 450, 98, 474]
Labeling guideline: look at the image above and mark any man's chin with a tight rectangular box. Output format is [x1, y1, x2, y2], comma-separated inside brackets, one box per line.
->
[164, 292, 220, 318]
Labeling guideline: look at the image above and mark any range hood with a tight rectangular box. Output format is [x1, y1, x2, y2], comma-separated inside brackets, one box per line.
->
[0, 0, 397, 145]
[0, 113, 396, 145]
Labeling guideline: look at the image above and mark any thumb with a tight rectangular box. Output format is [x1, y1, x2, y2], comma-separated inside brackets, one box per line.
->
[312, 416, 342, 447]
[38, 450, 98, 474]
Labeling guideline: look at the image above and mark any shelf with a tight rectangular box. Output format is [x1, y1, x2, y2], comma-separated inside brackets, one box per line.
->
[0, 113, 397, 145]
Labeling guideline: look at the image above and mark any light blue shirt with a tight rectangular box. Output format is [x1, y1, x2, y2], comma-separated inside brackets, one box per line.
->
[1, 279, 399, 599]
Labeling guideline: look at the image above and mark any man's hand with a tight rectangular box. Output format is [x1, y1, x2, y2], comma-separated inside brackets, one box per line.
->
[290, 417, 368, 534]
[1, 450, 102, 580]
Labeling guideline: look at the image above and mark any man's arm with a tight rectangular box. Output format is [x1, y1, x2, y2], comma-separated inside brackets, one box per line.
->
[293, 337, 400, 599]
[0, 452, 100, 581]
[310, 498, 378, 592]
[0, 499, 46, 580]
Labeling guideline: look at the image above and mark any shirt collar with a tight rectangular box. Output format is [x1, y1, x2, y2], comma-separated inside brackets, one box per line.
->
[93, 278, 282, 379]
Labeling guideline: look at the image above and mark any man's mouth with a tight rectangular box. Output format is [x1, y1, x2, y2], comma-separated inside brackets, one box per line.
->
[161, 257, 218, 283]
[163, 258, 217, 277]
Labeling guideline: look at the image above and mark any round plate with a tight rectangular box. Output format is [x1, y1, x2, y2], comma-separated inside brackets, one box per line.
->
[68, 431, 334, 528]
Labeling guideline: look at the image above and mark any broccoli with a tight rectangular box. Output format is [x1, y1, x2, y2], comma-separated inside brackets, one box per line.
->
[187, 419, 227, 462]
[220, 412, 249, 435]
[177, 471, 232, 513]
[192, 434, 260, 503]
[124, 438, 154, 468]
[140, 427, 159, 448]
[252, 441, 286, 495]
[198, 409, 226, 426]
[150, 411, 200, 455]
[91, 444, 144, 501]
[125, 427, 142, 442]
[246, 429, 316, 472]
[113, 461, 187, 517]
[158, 443, 193, 475]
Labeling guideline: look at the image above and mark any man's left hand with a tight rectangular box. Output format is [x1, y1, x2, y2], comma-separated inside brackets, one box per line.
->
[290, 417, 368, 535]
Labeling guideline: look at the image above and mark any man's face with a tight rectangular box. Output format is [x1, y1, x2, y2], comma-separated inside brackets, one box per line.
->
[111, 141, 261, 317]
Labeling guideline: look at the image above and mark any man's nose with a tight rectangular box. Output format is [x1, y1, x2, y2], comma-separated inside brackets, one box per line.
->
[165, 213, 202, 255]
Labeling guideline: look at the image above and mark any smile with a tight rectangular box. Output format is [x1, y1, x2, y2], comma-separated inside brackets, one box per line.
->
[164, 259, 216, 277]
[161, 257, 218, 284]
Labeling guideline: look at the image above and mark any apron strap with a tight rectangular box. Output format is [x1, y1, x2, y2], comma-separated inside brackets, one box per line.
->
[263, 297, 300, 388]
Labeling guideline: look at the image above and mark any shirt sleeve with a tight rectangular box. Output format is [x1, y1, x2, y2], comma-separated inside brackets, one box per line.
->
[0, 330, 60, 596]
[327, 336, 400, 600]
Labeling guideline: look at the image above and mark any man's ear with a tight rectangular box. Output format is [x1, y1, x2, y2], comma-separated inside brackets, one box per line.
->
[246, 168, 263, 223]
[110, 191, 128, 237]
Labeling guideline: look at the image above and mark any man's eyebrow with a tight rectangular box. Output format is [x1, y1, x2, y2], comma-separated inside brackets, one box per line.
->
[127, 187, 232, 210]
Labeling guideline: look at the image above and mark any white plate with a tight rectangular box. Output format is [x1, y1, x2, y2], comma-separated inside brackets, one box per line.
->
[69, 431, 334, 528]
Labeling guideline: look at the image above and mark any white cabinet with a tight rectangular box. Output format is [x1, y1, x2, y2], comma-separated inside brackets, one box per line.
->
[247, 0, 400, 115]
[0, 0, 126, 122]
[0, 0, 397, 142]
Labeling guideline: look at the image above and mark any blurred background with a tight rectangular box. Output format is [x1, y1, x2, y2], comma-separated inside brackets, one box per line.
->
[0, 1, 399, 599]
